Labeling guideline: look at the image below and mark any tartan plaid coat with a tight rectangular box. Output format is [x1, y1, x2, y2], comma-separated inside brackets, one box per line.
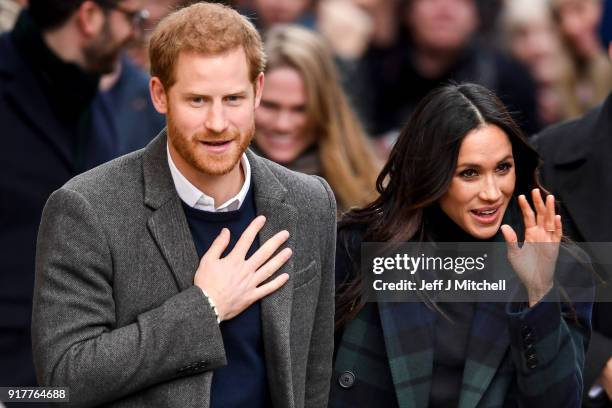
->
[330, 226, 592, 408]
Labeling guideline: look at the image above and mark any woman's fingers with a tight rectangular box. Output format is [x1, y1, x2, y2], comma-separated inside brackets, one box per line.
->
[531, 189, 546, 227]
[544, 194, 556, 233]
[518, 194, 536, 229]
[554, 214, 563, 241]
[500, 224, 519, 253]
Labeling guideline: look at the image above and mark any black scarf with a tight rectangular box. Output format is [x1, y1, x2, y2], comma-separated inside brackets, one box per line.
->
[10, 10, 102, 171]
[11, 10, 100, 126]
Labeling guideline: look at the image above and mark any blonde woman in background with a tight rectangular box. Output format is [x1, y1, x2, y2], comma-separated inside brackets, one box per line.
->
[254, 25, 380, 211]
[550, 0, 612, 116]
[502, 0, 575, 125]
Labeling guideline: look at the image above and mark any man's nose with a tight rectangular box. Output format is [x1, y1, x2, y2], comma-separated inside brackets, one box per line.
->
[205, 102, 229, 134]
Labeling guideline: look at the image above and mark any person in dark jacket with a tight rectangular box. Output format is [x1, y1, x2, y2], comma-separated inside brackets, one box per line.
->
[533, 44, 612, 407]
[364, 0, 539, 140]
[0, 0, 145, 390]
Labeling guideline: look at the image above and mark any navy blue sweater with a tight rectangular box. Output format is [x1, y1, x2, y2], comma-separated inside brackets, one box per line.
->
[182, 185, 271, 407]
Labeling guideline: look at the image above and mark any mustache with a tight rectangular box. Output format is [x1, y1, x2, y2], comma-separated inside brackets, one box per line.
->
[192, 128, 240, 142]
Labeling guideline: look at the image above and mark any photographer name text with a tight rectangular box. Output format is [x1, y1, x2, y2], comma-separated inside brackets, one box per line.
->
[372, 279, 506, 291]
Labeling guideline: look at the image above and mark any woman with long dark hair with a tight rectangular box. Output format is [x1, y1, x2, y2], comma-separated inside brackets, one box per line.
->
[330, 83, 592, 407]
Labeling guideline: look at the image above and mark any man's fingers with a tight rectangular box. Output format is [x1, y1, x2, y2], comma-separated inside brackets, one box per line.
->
[247, 230, 290, 269]
[253, 248, 293, 285]
[518, 194, 536, 229]
[232, 215, 267, 258]
[252, 273, 290, 301]
[203, 228, 230, 261]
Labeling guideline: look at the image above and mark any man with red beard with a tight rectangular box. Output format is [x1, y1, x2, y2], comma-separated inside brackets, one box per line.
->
[31, 3, 336, 407]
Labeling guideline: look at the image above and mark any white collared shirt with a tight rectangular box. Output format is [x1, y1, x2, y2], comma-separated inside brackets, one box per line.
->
[167, 144, 251, 212]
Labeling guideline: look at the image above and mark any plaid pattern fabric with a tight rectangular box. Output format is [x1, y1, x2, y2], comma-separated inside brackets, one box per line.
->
[331, 296, 591, 408]
[332, 303, 400, 408]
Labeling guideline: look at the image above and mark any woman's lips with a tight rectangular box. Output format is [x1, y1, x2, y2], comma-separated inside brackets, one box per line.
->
[470, 206, 501, 224]
[262, 132, 298, 149]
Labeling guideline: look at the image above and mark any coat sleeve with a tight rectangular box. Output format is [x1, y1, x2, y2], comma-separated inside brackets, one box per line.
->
[506, 285, 592, 407]
[32, 187, 227, 407]
[303, 176, 337, 408]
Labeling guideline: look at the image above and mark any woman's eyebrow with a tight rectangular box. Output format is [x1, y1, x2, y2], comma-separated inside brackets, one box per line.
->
[457, 155, 514, 168]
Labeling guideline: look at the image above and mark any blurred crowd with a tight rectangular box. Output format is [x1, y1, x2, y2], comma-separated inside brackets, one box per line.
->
[1, 0, 612, 406]
[3, 0, 611, 139]
[2, 0, 612, 193]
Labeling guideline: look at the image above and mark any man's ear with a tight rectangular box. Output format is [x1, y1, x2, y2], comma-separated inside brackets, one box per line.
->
[76, 1, 105, 39]
[253, 72, 265, 109]
[150, 77, 168, 114]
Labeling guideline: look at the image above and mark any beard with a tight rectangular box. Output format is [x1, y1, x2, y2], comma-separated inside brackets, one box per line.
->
[167, 108, 254, 177]
[83, 20, 126, 74]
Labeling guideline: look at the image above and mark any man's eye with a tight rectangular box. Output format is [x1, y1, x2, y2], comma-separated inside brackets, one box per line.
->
[190, 97, 204, 105]
[226, 95, 243, 104]
[459, 169, 478, 178]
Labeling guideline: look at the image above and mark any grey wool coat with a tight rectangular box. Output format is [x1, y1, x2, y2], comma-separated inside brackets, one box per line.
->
[32, 131, 337, 407]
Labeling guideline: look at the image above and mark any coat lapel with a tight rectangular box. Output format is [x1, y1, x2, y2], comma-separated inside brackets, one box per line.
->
[458, 223, 514, 408]
[143, 131, 199, 291]
[247, 150, 297, 408]
[378, 301, 435, 407]
[458, 303, 510, 408]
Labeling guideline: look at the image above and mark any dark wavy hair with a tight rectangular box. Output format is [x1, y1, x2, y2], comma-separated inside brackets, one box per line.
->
[335, 82, 546, 329]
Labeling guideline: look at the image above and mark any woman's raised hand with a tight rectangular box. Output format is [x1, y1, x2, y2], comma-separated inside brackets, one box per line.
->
[500, 189, 562, 306]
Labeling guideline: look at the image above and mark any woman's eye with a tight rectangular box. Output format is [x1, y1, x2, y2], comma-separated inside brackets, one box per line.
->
[459, 169, 478, 178]
[497, 162, 513, 173]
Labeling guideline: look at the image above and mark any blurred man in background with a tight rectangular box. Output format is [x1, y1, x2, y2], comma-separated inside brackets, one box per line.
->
[0, 0, 144, 391]
[248, 0, 316, 30]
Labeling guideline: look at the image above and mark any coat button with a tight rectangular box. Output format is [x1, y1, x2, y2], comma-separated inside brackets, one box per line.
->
[338, 371, 355, 389]
[526, 354, 538, 369]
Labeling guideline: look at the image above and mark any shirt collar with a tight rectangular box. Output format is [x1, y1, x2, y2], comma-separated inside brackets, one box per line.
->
[166, 143, 251, 212]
